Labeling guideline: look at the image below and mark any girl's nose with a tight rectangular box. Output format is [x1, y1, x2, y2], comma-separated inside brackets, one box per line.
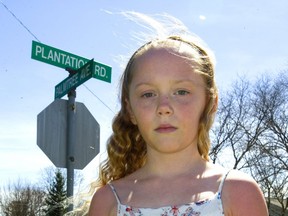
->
[157, 96, 173, 116]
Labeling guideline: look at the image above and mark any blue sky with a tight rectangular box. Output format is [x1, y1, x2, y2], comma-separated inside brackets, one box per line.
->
[1, 0, 288, 187]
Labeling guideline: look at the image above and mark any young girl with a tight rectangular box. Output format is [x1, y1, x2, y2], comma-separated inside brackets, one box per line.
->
[88, 13, 268, 216]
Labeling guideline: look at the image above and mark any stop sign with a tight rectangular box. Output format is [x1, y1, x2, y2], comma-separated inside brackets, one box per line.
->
[37, 99, 100, 169]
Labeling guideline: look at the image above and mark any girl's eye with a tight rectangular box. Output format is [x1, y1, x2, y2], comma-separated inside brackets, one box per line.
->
[141, 92, 155, 98]
[175, 90, 190, 95]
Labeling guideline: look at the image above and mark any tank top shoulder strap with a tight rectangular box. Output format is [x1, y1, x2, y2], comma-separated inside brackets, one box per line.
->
[108, 183, 121, 204]
[217, 169, 231, 193]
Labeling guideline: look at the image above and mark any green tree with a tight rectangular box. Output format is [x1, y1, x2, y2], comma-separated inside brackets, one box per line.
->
[44, 169, 67, 216]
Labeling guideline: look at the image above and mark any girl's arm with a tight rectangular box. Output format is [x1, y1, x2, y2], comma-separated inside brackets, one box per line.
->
[88, 185, 117, 216]
[222, 170, 268, 216]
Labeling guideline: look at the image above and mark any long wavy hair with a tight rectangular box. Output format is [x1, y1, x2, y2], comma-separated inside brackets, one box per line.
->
[70, 12, 218, 215]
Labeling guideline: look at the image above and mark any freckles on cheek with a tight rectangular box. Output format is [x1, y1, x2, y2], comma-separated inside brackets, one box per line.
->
[132, 103, 156, 123]
[135, 99, 156, 109]
[173, 95, 191, 104]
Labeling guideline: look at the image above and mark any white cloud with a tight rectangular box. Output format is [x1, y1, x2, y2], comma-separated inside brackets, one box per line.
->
[199, 15, 206, 20]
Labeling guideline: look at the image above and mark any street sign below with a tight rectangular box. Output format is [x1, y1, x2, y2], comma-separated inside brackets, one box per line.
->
[31, 40, 112, 83]
[37, 99, 100, 169]
[54, 59, 94, 99]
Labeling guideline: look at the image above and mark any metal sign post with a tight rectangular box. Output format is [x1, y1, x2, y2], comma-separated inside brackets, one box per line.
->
[33, 40, 109, 212]
[66, 70, 76, 210]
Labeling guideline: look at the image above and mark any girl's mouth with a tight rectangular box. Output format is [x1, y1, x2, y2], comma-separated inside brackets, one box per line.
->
[155, 124, 177, 133]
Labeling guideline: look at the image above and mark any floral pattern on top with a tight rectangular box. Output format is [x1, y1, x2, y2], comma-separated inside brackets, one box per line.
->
[119, 195, 222, 216]
[111, 171, 230, 216]
[122, 204, 202, 216]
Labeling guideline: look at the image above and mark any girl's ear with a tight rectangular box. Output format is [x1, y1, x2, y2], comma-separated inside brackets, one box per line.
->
[212, 94, 218, 113]
[125, 99, 137, 125]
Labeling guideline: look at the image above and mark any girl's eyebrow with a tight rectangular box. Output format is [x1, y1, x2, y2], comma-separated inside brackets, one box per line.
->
[134, 79, 199, 88]
[174, 79, 197, 84]
[175, 78, 206, 86]
[173, 79, 203, 87]
[134, 82, 154, 89]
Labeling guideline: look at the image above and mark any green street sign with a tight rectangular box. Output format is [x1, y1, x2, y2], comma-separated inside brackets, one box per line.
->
[31, 40, 112, 83]
[55, 59, 95, 99]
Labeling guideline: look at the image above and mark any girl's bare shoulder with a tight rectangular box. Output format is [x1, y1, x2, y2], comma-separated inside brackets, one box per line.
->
[88, 184, 117, 216]
[222, 170, 268, 216]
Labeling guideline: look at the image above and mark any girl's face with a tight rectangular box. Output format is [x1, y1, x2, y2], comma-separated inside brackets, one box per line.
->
[127, 46, 207, 155]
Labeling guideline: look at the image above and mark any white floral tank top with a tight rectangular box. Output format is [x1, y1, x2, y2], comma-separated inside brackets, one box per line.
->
[109, 171, 230, 216]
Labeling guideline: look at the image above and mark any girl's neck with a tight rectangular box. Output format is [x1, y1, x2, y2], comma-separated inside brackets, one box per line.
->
[141, 149, 207, 179]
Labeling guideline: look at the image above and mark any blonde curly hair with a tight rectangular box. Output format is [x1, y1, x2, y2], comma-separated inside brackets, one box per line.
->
[70, 12, 218, 215]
